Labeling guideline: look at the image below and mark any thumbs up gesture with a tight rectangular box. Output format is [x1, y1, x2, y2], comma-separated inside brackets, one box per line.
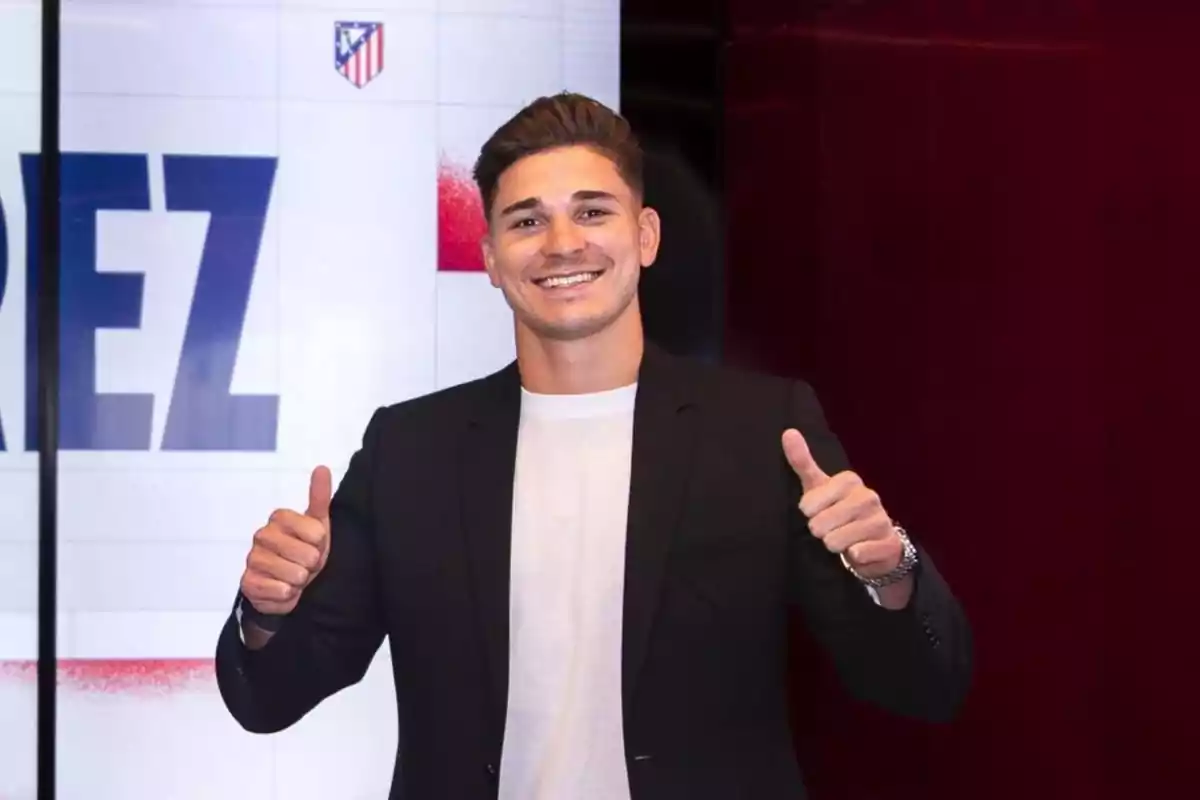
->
[781, 429, 902, 579]
[240, 466, 334, 615]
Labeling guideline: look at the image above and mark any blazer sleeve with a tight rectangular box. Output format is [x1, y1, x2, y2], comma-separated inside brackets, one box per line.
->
[784, 380, 973, 722]
[214, 407, 389, 734]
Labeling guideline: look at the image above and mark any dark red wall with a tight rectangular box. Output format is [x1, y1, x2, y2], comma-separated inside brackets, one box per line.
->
[723, 1, 1194, 797]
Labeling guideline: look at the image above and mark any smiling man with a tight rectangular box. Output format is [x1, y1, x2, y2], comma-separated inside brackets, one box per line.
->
[215, 92, 973, 800]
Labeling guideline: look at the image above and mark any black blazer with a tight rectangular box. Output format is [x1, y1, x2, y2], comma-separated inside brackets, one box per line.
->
[215, 344, 972, 799]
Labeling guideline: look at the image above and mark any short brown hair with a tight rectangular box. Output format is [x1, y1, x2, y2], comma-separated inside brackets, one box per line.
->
[472, 92, 644, 219]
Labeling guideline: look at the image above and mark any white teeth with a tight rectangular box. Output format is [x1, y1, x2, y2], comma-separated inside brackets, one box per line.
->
[540, 272, 599, 288]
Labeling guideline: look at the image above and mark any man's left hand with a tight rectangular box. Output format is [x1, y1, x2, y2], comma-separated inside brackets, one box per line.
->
[781, 428, 902, 579]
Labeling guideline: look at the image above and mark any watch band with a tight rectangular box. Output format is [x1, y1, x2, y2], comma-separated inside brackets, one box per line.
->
[841, 524, 919, 589]
[236, 594, 286, 633]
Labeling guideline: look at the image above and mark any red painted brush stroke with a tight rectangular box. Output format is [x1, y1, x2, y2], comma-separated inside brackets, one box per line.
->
[437, 159, 487, 272]
[0, 659, 213, 694]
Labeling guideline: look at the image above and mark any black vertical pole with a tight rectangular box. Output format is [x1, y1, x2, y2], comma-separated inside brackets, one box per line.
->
[37, 0, 61, 798]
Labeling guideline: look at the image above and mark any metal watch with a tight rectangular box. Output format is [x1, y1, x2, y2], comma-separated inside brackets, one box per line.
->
[840, 524, 918, 588]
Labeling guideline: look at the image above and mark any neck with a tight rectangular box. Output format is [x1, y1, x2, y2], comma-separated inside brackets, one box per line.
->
[515, 307, 645, 395]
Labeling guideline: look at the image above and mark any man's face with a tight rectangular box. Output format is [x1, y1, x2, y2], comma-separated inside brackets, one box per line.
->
[481, 145, 660, 343]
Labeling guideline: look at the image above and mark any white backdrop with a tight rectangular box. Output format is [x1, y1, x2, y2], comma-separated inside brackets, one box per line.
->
[0, 1, 620, 797]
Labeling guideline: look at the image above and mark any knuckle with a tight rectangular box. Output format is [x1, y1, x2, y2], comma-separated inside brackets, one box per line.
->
[302, 548, 322, 572]
[246, 546, 266, 569]
[269, 509, 293, 530]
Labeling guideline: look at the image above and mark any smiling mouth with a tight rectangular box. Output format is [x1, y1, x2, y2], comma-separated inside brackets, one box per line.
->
[533, 270, 604, 289]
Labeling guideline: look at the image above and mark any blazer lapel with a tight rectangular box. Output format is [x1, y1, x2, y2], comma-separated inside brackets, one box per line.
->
[622, 344, 699, 716]
[459, 361, 521, 737]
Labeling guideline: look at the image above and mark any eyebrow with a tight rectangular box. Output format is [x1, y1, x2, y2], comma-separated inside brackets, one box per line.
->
[498, 190, 620, 218]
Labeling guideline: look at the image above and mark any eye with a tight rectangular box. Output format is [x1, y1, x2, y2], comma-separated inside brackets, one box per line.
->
[578, 207, 611, 222]
[509, 217, 540, 230]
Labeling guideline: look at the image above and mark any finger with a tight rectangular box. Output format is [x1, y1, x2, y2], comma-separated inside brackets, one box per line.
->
[781, 429, 829, 493]
[241, 570, 300, 608]
[845, 537, 900, 567]
[798, 470, 861, 519]
[268, 509, 328, 548]
[247, 545, 313, 588]
[807, 484, 879, 538]
[252, 526, 323, 572]
[822, 516, 892, 554]
[307, 465, 333, 521]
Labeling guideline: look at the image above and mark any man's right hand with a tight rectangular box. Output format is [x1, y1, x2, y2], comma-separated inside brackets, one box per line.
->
[240, 466, 333, 617]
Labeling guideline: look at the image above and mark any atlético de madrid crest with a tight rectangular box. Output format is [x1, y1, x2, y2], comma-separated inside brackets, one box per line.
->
[334, 21, 384, 88]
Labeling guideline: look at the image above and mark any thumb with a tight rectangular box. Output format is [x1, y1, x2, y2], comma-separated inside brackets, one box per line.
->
[781, 429, 830, 492]
[306, 465, 333, 522]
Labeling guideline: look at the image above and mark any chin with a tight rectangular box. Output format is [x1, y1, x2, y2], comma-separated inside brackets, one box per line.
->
[513, 286, 638, 343]
[523, 310, 614, 342]
[537, 319, 610, 342]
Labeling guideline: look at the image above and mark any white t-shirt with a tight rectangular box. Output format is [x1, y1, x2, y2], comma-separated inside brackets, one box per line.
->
[498, 382, 638, 800]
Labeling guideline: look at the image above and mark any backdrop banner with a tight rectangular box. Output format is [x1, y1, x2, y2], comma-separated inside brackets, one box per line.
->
[0, 1, 620, 797]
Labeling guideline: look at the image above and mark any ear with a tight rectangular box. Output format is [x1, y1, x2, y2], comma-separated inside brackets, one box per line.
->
[481, 232, 501, 288]
[637, 205, 662, 268]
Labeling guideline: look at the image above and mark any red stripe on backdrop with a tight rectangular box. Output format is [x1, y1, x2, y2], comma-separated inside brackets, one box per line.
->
[437, 160, 487, 271]
[0, 660, 212, 694]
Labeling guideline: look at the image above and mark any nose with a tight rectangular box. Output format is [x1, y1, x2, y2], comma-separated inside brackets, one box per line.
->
[543, 214, 585, 257]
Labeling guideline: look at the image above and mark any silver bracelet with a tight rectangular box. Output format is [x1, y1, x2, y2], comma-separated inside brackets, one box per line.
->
[840, 524, 918, 588]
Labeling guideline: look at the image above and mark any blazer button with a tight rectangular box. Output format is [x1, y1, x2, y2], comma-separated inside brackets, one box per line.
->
[485, 763, 497, 781]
